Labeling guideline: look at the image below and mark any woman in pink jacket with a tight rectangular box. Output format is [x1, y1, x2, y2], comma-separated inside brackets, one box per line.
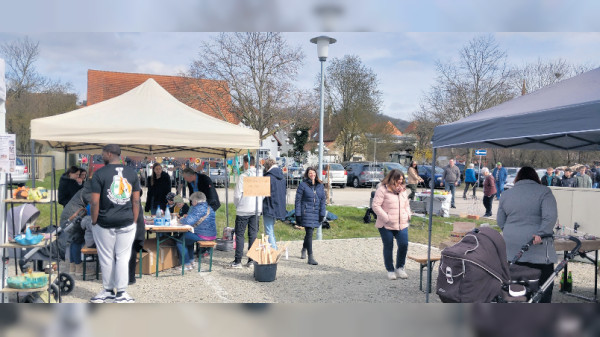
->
[372, 169, 411, 280]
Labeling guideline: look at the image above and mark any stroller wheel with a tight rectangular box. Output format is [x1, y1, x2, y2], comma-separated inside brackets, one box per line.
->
[56, 272, 75, 295]
[49, 283, 60, 302]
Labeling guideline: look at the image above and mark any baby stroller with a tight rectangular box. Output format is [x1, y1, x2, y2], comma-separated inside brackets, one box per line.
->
[4, 205, 82, 302]
[436, 227, 582, 303]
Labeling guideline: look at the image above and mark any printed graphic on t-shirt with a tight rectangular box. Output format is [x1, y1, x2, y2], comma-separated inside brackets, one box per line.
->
[107, 167, 132, 205]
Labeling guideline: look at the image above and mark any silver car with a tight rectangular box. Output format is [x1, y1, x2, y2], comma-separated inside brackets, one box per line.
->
[322, 163, 347, 188]
[10, 157, 29, 184]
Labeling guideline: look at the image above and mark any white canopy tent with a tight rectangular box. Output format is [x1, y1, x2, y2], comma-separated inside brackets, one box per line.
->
[30, 78, 260, 228]
[31, 78, 259, 157]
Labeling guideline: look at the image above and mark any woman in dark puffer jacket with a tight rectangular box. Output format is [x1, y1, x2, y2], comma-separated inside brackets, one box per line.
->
[295, 167, 327, 265]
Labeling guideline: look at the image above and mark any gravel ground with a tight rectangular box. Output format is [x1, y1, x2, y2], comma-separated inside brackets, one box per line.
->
[37, 238, 597, 303]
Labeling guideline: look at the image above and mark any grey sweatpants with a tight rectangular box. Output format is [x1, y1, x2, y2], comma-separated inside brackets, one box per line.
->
[91, 223, 135, 292]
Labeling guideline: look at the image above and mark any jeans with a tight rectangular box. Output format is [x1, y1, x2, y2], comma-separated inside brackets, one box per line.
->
[69, 241, 84, 264]
[378, 227, 408, 272]
[495, 182, 505, 199]
[407, 184, 417, 200]
[483, 195, 493, 216]
[444, 183, 456, 206]
[463, 182, 477, 198]
[263, 215, 277, 250]
[91, 223, 136, 292]
[128, 239, 144, 282]
[234, 215, 259, 264]
[176, 232, 203, 265]
[303, 227, 315, 255]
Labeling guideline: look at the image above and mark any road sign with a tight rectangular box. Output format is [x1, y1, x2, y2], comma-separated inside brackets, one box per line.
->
[475, 149, 487, 156]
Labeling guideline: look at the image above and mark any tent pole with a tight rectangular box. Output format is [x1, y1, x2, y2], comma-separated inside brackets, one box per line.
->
[64, 146, 68, 171]
[426, 147, 437, 302]
[31, 140, 36, 188]
[224, 151, 229, 228]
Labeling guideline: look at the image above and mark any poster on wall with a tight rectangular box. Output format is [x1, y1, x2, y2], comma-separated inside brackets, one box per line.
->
[0, 134, 16, 174]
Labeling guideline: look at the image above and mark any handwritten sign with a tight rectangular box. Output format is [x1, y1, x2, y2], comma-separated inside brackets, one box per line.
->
[243, 177, 271, 197]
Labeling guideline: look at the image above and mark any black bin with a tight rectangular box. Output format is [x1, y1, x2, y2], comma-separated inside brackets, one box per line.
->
[253, 262, 277, 282]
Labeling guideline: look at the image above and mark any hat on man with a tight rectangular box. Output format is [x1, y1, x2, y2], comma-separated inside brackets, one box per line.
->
[173, 195, 184, 204]
[102, 144, 121, 156]
[496, 162, 502, 166]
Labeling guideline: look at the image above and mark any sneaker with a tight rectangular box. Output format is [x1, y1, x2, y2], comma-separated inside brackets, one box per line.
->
[395, 267, 408, 279]
[114, 291, 135, 303]
[387, 271, 397, 280]
[90, 289, 115, 303]
[245, 260, 254, 268]
[451, 205, 456, 209]
[228, 261, 242, 269]
[185, 264, 193, 271]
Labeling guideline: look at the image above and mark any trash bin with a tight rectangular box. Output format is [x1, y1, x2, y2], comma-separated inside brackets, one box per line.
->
[253, 262, 277, 282]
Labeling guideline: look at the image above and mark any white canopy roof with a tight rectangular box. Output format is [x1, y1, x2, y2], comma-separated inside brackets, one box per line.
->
[31, 78, 259, 157]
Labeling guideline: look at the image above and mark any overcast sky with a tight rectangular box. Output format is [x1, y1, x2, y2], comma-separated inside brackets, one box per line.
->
[1, 32, 599, 121]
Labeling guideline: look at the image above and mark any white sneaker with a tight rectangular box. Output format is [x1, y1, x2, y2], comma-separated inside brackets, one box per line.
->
[396, 267, 408, 279]
[185, 264, 193, 271]
[387, 271, 397, 280]
[90, 289, 115, 303]
[114, 291, 135, 303]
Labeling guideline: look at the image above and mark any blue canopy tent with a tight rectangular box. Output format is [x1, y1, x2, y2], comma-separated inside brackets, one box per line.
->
[425, 67, 600, 302]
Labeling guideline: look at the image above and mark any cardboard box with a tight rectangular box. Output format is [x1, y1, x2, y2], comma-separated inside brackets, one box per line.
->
[136, 238, 181, 275]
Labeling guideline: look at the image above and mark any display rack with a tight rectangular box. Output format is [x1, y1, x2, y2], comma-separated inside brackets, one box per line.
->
[1, 154, 61, 303]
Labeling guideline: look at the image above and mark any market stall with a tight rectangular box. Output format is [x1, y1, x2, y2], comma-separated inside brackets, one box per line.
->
[427, 67, 600, 302]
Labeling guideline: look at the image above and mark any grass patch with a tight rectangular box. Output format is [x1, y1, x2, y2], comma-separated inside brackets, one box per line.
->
[24, 169, 65, 189]
[211, 204, 496, 248]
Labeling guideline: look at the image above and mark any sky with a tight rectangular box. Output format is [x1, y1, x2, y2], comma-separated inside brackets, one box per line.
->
[2, 32, 599, 122]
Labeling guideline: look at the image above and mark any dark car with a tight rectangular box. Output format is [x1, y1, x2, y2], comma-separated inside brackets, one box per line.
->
[418, 165, 444, 189]
[344, 162, 384, 188]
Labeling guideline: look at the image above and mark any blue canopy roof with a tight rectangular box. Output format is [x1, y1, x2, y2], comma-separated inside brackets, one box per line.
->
[432, 67, 600, 151]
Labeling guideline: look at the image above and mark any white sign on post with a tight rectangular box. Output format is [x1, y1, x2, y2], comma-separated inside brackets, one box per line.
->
[0, 134, 16, 174]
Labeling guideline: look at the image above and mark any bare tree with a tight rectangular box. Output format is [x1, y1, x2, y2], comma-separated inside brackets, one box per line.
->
[186, 32, 313, 139]
[1, 36, 76, 153]
[325, 55, 382, 161]
[413, 34, 514, 164]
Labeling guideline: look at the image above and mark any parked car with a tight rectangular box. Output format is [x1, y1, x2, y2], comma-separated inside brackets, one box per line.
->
[322, 163, 347, 188]
[90, 154, 105, 175]
[381, 162, 408, 175]
[10, 157, 29, 184]
[417, 165, 444, 189]
[208, 166, 226, 187]
[285, 164, 304, 188]
[344, 162, 384, 188]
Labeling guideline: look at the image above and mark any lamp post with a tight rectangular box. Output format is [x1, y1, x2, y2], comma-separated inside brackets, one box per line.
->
[311, 35, 336, 241]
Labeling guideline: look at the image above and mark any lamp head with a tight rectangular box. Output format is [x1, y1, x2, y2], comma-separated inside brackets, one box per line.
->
[310, 35, 336, 61]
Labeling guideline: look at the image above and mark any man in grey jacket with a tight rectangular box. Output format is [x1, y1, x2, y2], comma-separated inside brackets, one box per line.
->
[441, 159, 460, 208]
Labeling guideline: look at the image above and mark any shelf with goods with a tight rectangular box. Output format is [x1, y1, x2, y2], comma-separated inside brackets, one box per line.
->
[1, 154, 62, 303]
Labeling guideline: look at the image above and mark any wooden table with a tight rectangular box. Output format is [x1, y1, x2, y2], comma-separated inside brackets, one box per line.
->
[145, 225, 192, 277]
[554, 237, 600, 303]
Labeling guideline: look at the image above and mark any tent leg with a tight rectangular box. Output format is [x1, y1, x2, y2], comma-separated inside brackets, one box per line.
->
[426, 148, 437, 302]
[224, 151, 229, 228]
[31, 140, 36, 188]
[64, 146, 68, 171]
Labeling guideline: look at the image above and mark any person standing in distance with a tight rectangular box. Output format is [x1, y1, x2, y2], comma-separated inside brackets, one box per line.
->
[229, 155, 262, 269]
[262, 158, 287, 250]
[492, 162, 508, 200]
[89, 144, 141, 303]
[462, 163, 477, 199]
[182, 167, 221, 211]
[440, 159, 460, 208]
[481, 167, 496, 217]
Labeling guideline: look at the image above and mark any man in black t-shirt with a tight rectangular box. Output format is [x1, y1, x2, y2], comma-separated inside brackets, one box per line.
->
[89, 144, 141, 303]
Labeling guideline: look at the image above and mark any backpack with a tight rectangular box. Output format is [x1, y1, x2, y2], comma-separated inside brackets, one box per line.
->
[436, 227, 510, 303]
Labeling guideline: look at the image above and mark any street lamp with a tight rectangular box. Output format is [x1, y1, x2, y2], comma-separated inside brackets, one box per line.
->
[310, 35, 336, 182]
[311, 35, 336, 241]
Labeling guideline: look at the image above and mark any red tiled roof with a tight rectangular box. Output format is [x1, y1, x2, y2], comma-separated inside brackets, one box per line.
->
[404, 121, 417, 134]
[384, 121, 403, 136]
[87, 69, 237, 123]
